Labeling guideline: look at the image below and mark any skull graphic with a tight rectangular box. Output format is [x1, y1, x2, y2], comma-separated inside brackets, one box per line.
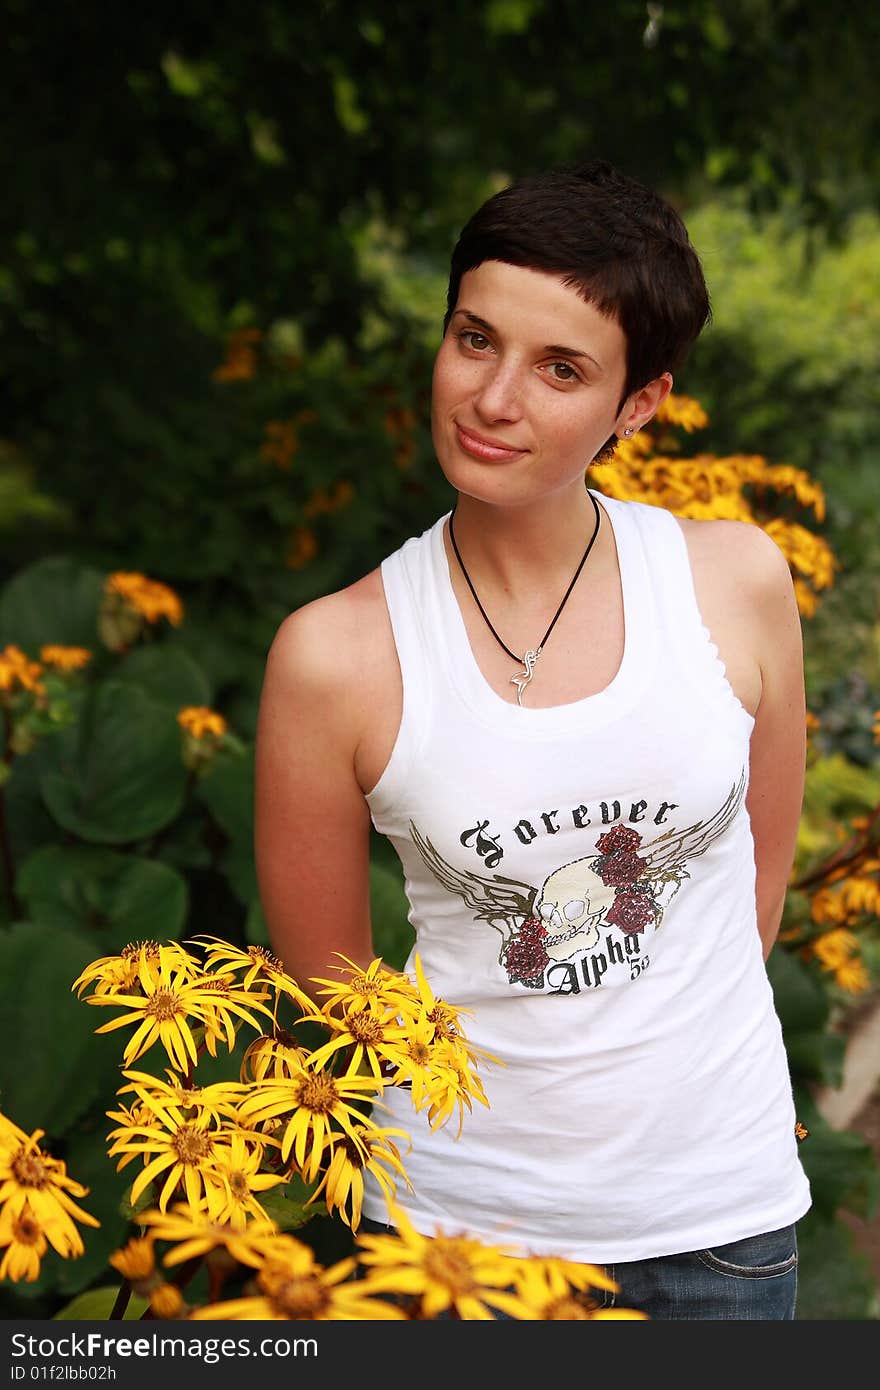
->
[535, 856, 615, 960]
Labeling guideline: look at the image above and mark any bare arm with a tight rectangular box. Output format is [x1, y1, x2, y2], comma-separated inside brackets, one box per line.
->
[253, 592, 376, 1001]
[744, 530, 807, 960]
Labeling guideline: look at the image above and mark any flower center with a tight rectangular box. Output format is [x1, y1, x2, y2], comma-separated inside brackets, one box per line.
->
[423, 1240, 476, 1294]
[265, 1274, 329, 1318]
[428, 1005, 457, 1040]
[407, 1040, 431, 1065]
[145, 989, 184, 1021]
[346, 1010, 385, 1045]
[172, 1124, 214, 1164]
[11, 1151, 49, 1189]
[250, 946, 283, 973]
[544, 1294, 595, 1320]
[228, 1171, 250, 1198]
[13, 1214, 42, 1246]
[122, 940, 160, 960]
[295, 1072, 338, 1114]
[350, 974, 381, 998]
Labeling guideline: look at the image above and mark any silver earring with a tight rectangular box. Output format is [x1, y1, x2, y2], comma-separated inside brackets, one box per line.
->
[623, 426, 634, 437]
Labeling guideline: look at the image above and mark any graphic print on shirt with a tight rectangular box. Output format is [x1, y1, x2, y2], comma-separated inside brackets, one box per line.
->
[410, 771, 747, 992]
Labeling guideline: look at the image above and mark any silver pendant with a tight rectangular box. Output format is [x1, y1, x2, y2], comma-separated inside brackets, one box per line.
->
[511, 648, 541, 706]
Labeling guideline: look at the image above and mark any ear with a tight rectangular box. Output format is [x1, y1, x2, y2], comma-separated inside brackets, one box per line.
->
[615, 372, 673, 438]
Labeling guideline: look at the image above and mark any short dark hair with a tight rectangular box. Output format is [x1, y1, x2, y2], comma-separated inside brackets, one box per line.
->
[444, 160, 711, 406]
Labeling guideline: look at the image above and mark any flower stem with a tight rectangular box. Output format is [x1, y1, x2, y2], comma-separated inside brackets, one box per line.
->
[109, 1278, 133, 1320]
[0, 709, 20, 920]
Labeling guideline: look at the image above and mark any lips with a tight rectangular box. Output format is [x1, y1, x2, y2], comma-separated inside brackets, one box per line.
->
[454, 422, 527, 461]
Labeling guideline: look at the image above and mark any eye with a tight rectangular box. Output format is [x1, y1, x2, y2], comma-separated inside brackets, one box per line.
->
[458, 329, 491, 352]
[546, 360, 580, 383]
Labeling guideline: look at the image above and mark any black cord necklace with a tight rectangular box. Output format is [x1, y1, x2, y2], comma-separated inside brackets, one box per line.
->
[448, 490, 602, 706]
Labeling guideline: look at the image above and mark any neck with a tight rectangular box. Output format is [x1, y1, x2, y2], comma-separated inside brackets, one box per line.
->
[448, 482, 605, 594]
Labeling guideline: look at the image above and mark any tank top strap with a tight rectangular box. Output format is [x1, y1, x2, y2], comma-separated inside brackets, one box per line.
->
[369, 520, 444, 808]
[621, 497, 755, 731]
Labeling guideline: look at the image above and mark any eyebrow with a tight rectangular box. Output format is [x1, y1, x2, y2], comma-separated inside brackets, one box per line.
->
[454, 309, 604, 373]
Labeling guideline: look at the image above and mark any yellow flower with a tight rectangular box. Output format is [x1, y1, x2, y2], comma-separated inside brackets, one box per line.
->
[177, 706, 228, 740]
[189, 1235, 405, 1320]
[303, 1004, 417, 1082]
[203, 1131, 287, 1229]
[108, 1236, 157, 1282]
[192, 937, 316, 1015]
[237, 1067, 387, 1183]
[495, 1253, 634, 1318]
[310, 953, 421, 1020]
[0, 1128, 99, 1259]
[73, 940, 200, 1000]
[0, 644, 44, 695]
[423, 1037, 491, 1136]
[104, 572, 183, 627]
[355, 1204, 530, 1320]
[284, 525, 318, 571]
[82, 949, 273, 1071]
[835, 958, 870, 994]
[150, 1282, 185, 1319]
[260, 419, 299, 470]
[307, 1122, 413, 1232]
[105, 1106, 223, 1213]
[115, 1068, 246, 1131]
[303, 480, 355, 517]
[139, 1202, 280, 1269]
[38, 645, 92, 672]
[0, 1206, 50, 1283]
[654, 392, 709, 432]
[241, 1027, 310, 1083]
[213, 327, 261, 383]
[810, 927, 859, 968]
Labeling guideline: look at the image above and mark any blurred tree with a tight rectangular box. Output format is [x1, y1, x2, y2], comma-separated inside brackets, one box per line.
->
[1, 0, 877, 701]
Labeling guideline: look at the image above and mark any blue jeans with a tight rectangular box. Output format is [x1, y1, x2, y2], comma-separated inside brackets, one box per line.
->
[357, 1218, 798, 1321]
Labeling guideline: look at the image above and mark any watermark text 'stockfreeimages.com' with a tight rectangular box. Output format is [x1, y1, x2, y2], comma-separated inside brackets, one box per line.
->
[10, 1330, 317, 1375]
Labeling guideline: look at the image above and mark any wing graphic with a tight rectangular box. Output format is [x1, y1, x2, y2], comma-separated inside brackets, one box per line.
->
[640, 770, 747, 882]
[409, 822, 536, 932]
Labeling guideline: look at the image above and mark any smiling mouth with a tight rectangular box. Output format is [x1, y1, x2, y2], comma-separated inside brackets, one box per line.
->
[455, 423, 526, 461]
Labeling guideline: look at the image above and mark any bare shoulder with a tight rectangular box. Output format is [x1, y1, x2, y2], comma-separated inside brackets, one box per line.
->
[676, 515, 795, 605]
[265, 568, 392, 697]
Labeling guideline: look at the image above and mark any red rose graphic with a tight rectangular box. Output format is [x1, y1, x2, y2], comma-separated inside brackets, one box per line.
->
[596, 849, 646, 887]
[607, 891, 657, 935]
[502, 916, 549, 989]
[595, 825, 643, 855]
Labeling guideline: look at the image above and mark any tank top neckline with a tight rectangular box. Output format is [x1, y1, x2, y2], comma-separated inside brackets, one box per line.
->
[429, 489, 657, 736]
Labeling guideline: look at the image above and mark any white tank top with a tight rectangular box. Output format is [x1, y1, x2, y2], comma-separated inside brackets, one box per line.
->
[362, 492, 811, 1261]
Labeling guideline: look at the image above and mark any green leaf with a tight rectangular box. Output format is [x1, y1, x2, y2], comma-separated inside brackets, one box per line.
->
[0, 922, 123, 1134]
[51, 1120, 134, 1298]
[39, 680, 187, 842]
[18, 845, 188, 947]
[783, 1028, 847, 1089]
[794, 1211, 878, 1321]
[196, 745, 254, 841]
[767, 945, 830, 1035]
[260, 1176, 326, 1231]
[114, 644, 212, 710]
[0, 555, 105, 650]
[792, 1093, 880, 1221]
[370, 859, 413, 970]
[245, 897, 269, 945]
[196, 747, 256, 902]
[53, 1287, 149, 1320]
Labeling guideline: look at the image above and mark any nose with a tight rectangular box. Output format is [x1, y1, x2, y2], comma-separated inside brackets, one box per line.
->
[472, 358, 525, 424]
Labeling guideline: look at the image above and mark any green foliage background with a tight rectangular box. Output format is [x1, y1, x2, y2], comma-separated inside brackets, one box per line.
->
[0, 0, 878, 1320]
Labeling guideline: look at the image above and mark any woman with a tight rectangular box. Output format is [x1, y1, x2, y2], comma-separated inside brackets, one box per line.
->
[254, 160, 811, 1319]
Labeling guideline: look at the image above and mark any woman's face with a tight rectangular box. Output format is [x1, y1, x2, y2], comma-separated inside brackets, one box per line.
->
[431, 260, 636, 510]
